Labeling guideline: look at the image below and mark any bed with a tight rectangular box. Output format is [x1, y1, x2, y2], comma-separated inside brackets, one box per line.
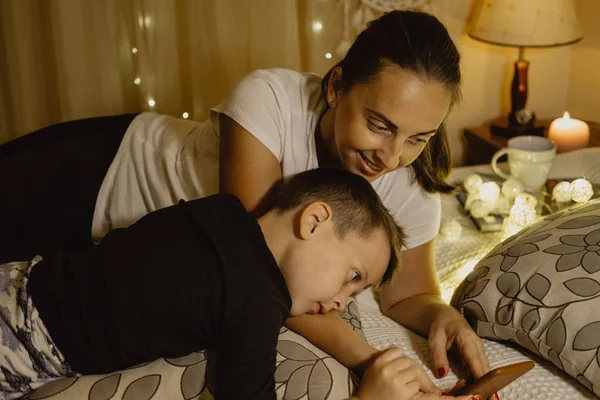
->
[27, 148, 600, 400]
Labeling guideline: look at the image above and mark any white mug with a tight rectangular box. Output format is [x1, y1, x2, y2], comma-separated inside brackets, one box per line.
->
[491, 136, 556, 192]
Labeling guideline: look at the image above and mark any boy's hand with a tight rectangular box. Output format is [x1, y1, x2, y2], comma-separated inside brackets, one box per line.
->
[356, 346, 480, 400]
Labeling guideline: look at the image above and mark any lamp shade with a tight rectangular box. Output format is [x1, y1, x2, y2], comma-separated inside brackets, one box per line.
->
[469, 0, 582, 48]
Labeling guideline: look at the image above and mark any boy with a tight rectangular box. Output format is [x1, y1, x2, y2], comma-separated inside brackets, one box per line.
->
[0, 168, 403, 399]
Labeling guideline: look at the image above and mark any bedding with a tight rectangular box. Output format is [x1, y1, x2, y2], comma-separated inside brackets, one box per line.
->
[450, 198, 600, 397]
[27, 148, 600, 400]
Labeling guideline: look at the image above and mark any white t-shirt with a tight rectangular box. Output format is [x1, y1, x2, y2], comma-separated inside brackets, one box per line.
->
[92, 68, 441, 249]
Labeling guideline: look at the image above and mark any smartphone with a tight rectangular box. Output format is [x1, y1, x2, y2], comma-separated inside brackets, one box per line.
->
[451, 361, 535, 398]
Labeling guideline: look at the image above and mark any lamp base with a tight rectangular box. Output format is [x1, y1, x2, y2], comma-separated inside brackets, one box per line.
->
[490, 116, 546, 138]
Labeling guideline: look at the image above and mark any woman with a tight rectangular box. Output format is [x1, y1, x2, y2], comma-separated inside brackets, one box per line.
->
[0, 10, 491, 398]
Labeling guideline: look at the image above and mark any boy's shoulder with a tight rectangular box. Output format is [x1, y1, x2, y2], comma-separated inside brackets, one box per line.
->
[183, 194, 249, 221]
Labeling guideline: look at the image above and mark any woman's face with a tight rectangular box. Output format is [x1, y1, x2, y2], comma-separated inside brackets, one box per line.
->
[324, 66, 452, 182]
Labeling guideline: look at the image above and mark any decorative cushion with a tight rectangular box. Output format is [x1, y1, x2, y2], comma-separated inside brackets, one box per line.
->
[451, 198, 600, 397]
[27, 299, 364, 399]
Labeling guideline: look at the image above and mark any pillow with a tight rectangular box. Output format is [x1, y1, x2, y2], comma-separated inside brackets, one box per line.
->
[27, 299, 364, 400]
[451, 198, 600, 397]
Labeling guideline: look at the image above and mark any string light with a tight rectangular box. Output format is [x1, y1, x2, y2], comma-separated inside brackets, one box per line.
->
[503, 219, 524, 237]
[502, 178, 524, 199]
[463, 174, 483, 194]
[144, 16, 152, 27]
[148, 99, 155, 107]
[325, 52, 332, 59]
[138, 16, 144, 28]
[182, 112, 189, 119]
[131, 47, 138, 54]
[552, 181, 573, 203]
[478, 182, 500, 204]
[515, 193, 537, 208]
[134, 77, 141, 85]
[439, 219, 462, 241]
[471, 200, 491, 219]
[509, 204, 536, 226]
[312, 21, 323, 32]
[570, 178, 593, 203]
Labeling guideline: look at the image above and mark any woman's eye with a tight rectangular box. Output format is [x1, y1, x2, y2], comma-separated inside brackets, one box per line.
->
[351, 270, 361, 282]
[410, 137, 428, 145]
[368, 121, 389, 133]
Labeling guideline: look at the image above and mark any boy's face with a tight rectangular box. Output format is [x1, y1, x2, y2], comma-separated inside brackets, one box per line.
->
[280, 202, 391, 317]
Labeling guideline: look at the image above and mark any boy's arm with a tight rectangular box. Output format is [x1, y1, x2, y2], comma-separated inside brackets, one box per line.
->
[216, 300, 283, 399]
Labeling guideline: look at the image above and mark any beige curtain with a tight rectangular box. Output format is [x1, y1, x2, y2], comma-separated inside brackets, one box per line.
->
[0, 0, 346, 143]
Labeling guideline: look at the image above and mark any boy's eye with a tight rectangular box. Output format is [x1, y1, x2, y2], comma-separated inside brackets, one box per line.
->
[351, 270, 361, 282]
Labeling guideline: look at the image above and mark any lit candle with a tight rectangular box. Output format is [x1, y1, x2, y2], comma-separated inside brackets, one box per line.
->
[548, 112, 590, 153]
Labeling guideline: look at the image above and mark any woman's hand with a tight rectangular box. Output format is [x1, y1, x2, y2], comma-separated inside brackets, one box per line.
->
[356, 346, 479, 400]
[428, 306, 490, 380]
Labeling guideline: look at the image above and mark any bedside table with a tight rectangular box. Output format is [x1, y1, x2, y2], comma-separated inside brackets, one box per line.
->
[462, 120, 600, 166]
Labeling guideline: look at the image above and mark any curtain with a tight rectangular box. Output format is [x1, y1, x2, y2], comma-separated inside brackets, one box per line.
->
[0, 0, 347, 143]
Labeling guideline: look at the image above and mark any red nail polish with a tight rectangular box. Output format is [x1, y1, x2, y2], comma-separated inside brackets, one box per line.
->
[438, 367, 446, 378]
[441, 392, 451, 396]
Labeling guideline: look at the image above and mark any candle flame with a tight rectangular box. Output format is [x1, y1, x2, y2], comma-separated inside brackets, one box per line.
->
[563, 111, 571, 121]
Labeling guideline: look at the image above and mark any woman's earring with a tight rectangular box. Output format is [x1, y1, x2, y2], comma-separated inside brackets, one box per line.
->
[328, 101, 334, 107]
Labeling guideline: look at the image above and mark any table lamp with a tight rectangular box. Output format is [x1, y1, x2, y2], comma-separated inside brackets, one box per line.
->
[468, 0, 582, 138]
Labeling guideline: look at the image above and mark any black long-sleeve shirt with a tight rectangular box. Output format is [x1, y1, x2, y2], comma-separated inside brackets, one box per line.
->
[27, 194, 291, 399]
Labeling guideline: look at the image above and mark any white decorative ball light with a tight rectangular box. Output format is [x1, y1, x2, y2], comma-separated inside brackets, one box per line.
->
[478, 182, 501, 203]
[552, 181, 573, 203]
[439, 219, 462, 240]
[570, 179, 593, 203]
[515, 193, 538, 208]
[509, 204, 536, 226]
[471, 200, 492, 219]
[464, 174, 483, 194]
[502, 178, 524, 199]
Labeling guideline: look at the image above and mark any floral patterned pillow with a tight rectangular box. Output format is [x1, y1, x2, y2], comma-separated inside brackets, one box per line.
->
[451, 198, 600, 397]
[27, 299, 364, 400]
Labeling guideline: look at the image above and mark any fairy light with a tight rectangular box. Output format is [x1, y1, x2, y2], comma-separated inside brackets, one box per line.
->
[144, 16, 152, 27]
[478, 182, 500, 204]
[131, 47, 138, 54]
[312, 21, 323, 32]
[325, 52, 332, 59]
[148, 99, 155, 107]
[471, 200, 491, 219]
[552, 181, 572, 203]
[509, 204, 536, 226]
[515, 193, 538, 208]
[502, 178, 524, 199]
[439, 219, 462, 241]
[502, 219, 524, 238]
[463, 174, 483, 194]
[182, 112, 189, 119]
[134, 77, 141, 85]
[138, 16, 144, 28]
[570, 178, 593, 203]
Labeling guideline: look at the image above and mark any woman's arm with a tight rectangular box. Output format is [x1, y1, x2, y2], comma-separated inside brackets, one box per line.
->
[379, 240, 490, 380]
[285, 312, 377, 369]
[219, 114, 282, 216]
[379, 240, 441, 334]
